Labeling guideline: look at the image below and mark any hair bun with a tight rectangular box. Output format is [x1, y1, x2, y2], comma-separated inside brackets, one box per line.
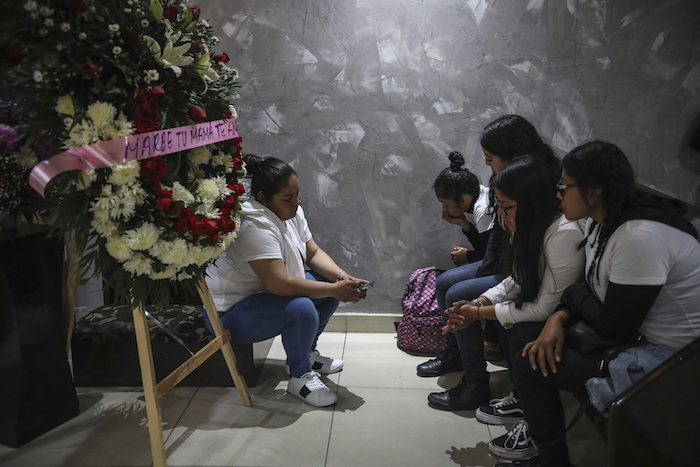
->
[448, 151, 465, 171]
[242, 154, 262, 175]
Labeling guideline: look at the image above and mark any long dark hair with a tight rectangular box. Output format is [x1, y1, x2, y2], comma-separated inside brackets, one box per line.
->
[562, 141, 635, 284]
[481, 115, 561, 214]
[434, 151, 480, 202]
[243, 154, 297, 201]
[480, 115, 559, 169]
[492, 155, 561, 306]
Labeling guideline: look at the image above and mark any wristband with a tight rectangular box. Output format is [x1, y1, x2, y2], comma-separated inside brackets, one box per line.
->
[472, 299, 483, 319]
[336, 270, 345, 282]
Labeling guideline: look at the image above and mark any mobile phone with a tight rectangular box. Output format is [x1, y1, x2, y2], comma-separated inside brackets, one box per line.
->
[358, 281, 375, 291]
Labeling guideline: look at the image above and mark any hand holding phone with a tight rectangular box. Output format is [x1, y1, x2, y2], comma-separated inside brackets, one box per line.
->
[358, 281, 374, 291]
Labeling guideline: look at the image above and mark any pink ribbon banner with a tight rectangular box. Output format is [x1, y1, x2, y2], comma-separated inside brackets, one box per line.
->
[29, 118, 239, 197]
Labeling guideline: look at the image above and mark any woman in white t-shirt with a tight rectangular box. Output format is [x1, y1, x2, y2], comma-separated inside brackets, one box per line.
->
[205, 155, 369, 407]
[494, 141, 700, 467]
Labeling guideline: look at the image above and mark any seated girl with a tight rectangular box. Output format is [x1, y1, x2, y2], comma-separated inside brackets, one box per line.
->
[432, 156, 585, 416]
[417, 115, 561, 377]
[493, 141, 700, 466]
[205, 155, 369, 407]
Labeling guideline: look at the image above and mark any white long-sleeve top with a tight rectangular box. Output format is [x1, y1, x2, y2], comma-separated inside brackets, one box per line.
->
[483, 213, 585, 328]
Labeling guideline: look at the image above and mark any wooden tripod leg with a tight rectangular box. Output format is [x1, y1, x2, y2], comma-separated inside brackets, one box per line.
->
[63, 233, 79, 356]
[132, 303, 168, 467]
[197, 278, 252, 406]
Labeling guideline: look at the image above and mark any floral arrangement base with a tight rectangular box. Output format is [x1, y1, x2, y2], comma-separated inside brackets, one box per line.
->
[71, 304, 273, 387]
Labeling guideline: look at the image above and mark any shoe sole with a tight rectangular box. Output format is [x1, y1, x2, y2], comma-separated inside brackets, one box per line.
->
[488, 443, 538, 459]
[285, 364, 344, 376]
[476, 409, 524, 425]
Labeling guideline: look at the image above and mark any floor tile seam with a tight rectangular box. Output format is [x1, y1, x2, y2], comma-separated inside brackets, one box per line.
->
[164, 385, 201, 445]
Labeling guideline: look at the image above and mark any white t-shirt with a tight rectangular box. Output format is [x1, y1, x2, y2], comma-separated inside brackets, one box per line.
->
[483, 213, 585, 327]
[464, 185, 496, 233]
[205, 200, 312, 310]
[585, 218, 700, 352]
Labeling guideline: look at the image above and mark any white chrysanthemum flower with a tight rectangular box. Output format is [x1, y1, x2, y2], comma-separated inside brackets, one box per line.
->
[60, 23, 70, 32]
[124, 8, 132, 13]
[108, 23, 120, 32]
[144, 69, 159, 83]
[44, 18, 54, 26]
[56, 44, 64, 51]
[33, 71, 43, 82]
[211, 151, 233, 172]
[124, 222, 161, 250]
[102, 112, 134, 139]
[149, 266, 178, 280]
[188, 167, 205, 182]
[214, 176, 230, 199]
[91, 217, 118, 237]
[76, 169, 97, 190]
[39, 6, 53, 15]
[16, 150, 38, 168]
[171, 181, 195, 204]
[123, 253, 153, 276]
[118, 182, 148, 205]
[87, 101, 117, 129]
[109, 195, 136, 220]
[113, 46, 122, 55]
[188, 145, 210, 166]
[55, 95, 74, 116]
[196, 178, 219, 205]
[24, 1, 37, 12]
[141, 19, 149, 27]
[195, 245, 221, 266]
[64, 119, 99, 148]
[38, 29, 48, 36]
[91, 184, 115, 211]
[108, 161, 140, 185]
[105, 236, 133, 262]
[152, 238, 191, 267]
[79, 32, 87, 40]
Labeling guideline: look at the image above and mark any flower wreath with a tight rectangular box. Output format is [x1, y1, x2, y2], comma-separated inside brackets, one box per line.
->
[1, 0, 246, 308]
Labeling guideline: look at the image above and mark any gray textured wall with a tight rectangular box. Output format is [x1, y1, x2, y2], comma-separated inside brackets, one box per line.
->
[198, 0, 700, 313]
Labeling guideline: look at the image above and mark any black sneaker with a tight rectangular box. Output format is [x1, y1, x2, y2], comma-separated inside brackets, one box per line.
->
[489, 420, 538, 459]
[416, 347, 462, 377]
[427, 374, 491, 411]
[495, 457, 542, 467]
[476, 391, 524, 425]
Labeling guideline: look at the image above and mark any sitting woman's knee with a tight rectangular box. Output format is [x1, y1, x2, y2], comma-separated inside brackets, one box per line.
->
[287, 297, 320, 327]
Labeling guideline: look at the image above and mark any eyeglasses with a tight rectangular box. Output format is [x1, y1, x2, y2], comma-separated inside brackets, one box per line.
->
[495, 201, 517, 213]
[557, 181, 579, 197]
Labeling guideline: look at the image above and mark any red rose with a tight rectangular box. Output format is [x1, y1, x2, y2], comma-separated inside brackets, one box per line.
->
[163, 5, 179, 22]
[131, 87, 166, 133]
[190, 6, 201, 18]
[139, 156, 168, 183]
[188, 105, 207, 122]
[120, 28, 140, 46]
[220, 216, 236, 233]
[6, 42, 27, 60]
[157, 196, 178, 214]
[213, 53, 230, 63]
[203, 219, 221, 241]
[70, 0, 89, 12]
[231, 183, 246, 197]
[216, 195, 237, 210]
[173, 209, 192, 235]
[231, 155, 244, 170]
[189, 217, 205, 242]
[82, 62, 99, 78]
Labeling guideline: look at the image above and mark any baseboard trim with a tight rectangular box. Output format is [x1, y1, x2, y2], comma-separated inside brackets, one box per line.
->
[326, 312, 401, 333]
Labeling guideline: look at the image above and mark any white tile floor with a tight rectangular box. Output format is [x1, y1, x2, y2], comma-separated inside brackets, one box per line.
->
[0, 330, 607, 467]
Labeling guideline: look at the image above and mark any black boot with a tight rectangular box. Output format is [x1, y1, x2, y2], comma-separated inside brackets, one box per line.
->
[416, 346, 462, 377]
[427, 374, 491, 411]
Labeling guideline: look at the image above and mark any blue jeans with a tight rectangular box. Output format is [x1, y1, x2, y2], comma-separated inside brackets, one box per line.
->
[437, 261, 503, 372]
[204, 271, 339, 378]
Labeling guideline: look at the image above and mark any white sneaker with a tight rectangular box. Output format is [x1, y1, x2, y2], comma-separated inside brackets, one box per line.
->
[287, 371, 338, 407]
[285, 350, 344, 375]
[310, 349, 344, 374]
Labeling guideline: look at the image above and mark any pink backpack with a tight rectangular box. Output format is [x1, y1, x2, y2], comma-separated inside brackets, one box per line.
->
[397, 267, 447, 354]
